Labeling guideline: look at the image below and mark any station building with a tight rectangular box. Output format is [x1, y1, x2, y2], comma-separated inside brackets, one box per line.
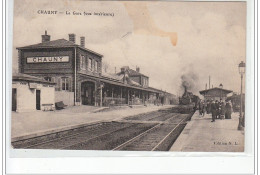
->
[12, 73, 55, 112]
[17, 31, 176, 107]
[199, 87, 233, 101]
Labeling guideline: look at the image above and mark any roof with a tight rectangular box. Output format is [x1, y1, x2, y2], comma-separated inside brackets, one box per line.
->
[226, 93, 245, 100]
[101, 73, 142, 87]
[16, 39, 103, 57]
[128, 68, 148, 77]
[117, 67, 149, 78]
[147, 87, 167, 94]
[101, 72, 124, 81]
[103, 71, 171, 94]
[199, 87, 233, 95]
[12, 73, 56, 85]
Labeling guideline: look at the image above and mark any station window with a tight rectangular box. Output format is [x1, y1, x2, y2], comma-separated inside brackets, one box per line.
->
[91, 59, 94, 71]
[88, 58, 92, 71]
[143, 78, 148, 87]
[80, 55, 86, 70]
[94, 60, 98, 72]
[61, 77, 69, 91]
[44, 77, 52, 82]
[80, 55, 83, 69]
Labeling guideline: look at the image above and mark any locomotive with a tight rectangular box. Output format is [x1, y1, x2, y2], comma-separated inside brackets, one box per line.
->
[179, 86, 200, 105]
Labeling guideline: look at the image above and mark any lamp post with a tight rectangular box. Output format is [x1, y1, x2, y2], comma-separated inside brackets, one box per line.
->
[238, 61, 245, 131]
[219, 83, 223, 101]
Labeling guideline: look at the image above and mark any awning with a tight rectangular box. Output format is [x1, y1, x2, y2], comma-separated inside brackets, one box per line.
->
[78, 73, 159, 93]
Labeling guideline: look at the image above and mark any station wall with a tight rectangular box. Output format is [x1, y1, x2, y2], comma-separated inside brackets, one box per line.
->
[12, 81, 55, 112]
[12, 82, 36, 112]
[55, 91, 74, 106]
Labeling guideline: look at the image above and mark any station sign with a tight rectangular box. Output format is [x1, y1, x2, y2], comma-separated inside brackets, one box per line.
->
[27, 56, 69, 63]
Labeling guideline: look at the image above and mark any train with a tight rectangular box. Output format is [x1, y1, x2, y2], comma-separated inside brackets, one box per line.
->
[179, 86, 200, 106]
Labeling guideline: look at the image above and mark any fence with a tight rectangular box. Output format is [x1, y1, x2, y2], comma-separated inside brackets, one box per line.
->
[102, 97, 127, 106]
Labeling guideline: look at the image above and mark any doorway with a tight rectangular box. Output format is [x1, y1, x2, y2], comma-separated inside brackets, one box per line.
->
[36, 90, 41, 110]
[12, 88, 17, 111]
[81, 81, 95, 105]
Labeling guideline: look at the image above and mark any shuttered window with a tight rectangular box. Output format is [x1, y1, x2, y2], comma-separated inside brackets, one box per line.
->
[68, 77, 73, 92]
[88, 58, 92, 71]
[52, 77, 59, 91]
[94, 60, 98, 72]
[80, 55, 83, 69]
[51, 77, 55, 83]
[97, 62, 101, 73]
[55, 77, 61, 91]
[80, 55, 86, 70]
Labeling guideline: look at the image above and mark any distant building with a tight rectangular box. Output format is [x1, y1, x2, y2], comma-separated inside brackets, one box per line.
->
[117, 66, 149, 87]
[199, 87, 232, 101]
[16, 31, 176, 107]
[226, 93, 245, 112]
[12, 73, 55, 112]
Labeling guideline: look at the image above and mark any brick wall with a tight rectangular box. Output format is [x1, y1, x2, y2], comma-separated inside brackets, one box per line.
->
[20, 48, 74, 74]
[18, 46, 103, 106]
[77, 48, 102, 75]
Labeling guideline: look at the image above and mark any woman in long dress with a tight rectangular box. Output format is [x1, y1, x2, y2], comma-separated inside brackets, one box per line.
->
[225, 101, 232, 119]
[206, 102, 211, 114]
[220, 102, 225, 120]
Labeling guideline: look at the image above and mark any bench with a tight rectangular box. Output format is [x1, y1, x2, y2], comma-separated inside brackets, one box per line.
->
[55, 101, 67, 110]
[42, 104, 54, 111]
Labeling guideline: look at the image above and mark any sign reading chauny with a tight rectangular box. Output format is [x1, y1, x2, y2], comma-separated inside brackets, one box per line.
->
[27, 56, 69, 63]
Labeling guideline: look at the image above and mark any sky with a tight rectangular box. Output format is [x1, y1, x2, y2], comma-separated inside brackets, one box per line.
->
[12, 0, 246, 96]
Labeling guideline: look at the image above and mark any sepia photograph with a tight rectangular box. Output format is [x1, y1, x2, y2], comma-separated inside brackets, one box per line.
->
[11, 0, 247, 152]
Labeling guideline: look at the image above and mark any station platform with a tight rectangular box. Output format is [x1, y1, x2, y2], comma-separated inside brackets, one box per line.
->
[11, 105, 174, 142]
[170, 111, 244, 152]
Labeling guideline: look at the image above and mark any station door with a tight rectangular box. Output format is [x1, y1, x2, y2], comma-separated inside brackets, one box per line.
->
[12, 88, 17, 111]
[36, 90, 41, 110]
[81, 81, 95, 105]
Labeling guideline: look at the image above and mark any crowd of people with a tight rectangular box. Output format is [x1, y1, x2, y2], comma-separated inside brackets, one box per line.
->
[197, 100, 233, 122]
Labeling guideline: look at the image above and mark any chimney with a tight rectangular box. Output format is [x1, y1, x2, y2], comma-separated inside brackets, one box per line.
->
[136, 67, 140, 72]
[205, 83, 207, 90]
[41, 30, 50, 43]
[80, 36, 85, 47]
[69, 33, 76, 43]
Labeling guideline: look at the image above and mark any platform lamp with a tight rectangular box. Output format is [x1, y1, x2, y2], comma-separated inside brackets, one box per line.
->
[219, 83, 223, 101]
[238, 61, 245, 131]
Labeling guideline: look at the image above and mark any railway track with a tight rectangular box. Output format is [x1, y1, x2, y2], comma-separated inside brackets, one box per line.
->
[12, 110, 194, 151]
[113, 114, 187, 151]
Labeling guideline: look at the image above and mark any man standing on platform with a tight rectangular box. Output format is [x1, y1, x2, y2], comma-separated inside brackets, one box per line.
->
[215, 100, 220, 119]
[211, 101, 217, 122]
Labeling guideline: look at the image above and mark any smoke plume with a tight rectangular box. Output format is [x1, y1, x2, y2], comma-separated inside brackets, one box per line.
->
[180, 72, 199, 95]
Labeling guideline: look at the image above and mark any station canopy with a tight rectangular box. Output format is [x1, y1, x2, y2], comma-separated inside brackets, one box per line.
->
[199, 87, 233, 96]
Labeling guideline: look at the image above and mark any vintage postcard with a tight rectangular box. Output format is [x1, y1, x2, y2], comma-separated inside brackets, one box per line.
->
[11, 0, 246, 152]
